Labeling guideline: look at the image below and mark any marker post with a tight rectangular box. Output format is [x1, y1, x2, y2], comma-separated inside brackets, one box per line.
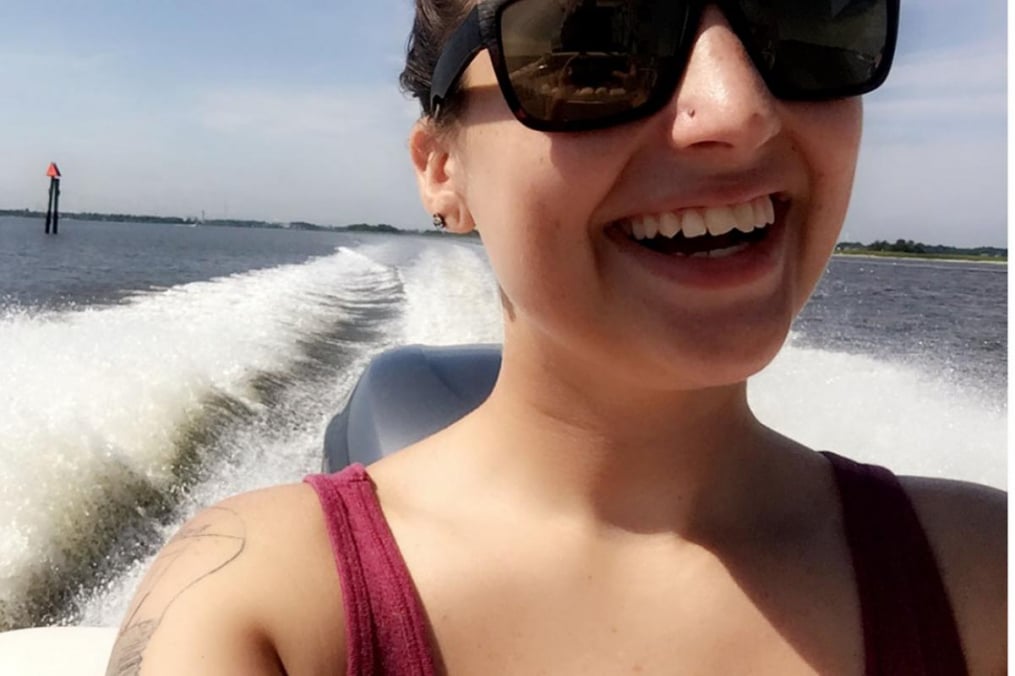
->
[44, 162, 62, 235]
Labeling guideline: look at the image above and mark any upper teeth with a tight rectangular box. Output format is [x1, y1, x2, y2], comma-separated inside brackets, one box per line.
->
[626, 196, 775, 240]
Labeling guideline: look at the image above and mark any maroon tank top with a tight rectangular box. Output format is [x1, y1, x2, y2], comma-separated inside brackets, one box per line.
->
[821, 452, 968, 676]
[305, 453, 967, 675]
[305, 465, 437, 676]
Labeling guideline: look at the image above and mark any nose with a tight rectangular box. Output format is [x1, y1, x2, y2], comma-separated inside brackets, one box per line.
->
[664, 5, 782, 157]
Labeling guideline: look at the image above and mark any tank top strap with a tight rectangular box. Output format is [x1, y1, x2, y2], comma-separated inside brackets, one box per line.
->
[305, 464, 438, 676]
[821, 452, 968, 676]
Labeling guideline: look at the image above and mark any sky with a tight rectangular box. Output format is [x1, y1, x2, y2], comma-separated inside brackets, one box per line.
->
[0, 0, 1006, 247]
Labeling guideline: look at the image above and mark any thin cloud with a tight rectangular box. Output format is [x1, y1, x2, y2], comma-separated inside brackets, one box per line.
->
[866, 42, 1005, 135]
[846, 35, 1007, 247]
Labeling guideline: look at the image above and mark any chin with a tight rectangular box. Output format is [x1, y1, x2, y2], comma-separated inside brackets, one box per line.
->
[611, 313, 793, 392]
[669, 342, 784, 391]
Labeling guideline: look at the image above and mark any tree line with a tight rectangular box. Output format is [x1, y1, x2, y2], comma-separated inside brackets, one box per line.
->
[836, 239, 1006, 259]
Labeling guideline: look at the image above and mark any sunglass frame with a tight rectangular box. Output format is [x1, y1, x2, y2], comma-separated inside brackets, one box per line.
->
[429, 0, 900, 133]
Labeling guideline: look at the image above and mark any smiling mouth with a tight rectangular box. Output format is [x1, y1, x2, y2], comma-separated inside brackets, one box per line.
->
[615, 195, 778, 258]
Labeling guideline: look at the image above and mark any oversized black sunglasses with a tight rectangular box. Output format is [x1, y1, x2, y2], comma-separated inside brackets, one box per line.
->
[430, 0, 900, 132]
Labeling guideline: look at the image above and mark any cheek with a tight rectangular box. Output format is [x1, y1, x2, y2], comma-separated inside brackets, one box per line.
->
[458, 128, 626, 301]
[457, 135, 563, 305]
[791, 100, 862, 304]
[798, 99, 862, 194]
[459, 110, 632, 217]
[461, 125, 551, 216]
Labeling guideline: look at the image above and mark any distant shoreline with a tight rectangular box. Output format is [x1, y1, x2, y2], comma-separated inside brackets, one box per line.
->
[0, 209, 1000, 254]
[0, 208, 395, 233]
[0, 209, 474, 237]
[833, 251, 1007, 264]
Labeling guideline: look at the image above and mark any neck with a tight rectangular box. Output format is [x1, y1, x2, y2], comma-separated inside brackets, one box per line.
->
[449, 338, 783, 537]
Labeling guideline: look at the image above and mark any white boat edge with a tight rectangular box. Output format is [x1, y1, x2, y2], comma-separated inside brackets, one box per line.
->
[0, 627, 117, 676]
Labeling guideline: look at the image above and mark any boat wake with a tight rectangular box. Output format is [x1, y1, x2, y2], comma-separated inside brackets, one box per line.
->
[0, 247, 404, 629]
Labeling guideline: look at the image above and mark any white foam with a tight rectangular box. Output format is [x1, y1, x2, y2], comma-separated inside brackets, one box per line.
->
[75, 239, 504, 627]
[752, 340, 1006, 489]
[0, 247, 395, 619]
[399, 242, 504, 345]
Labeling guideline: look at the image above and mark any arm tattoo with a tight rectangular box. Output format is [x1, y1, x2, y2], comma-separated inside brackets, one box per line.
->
[105, 507, 247, 676]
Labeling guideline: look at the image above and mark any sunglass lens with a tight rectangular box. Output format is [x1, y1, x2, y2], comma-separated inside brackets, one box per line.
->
[735, 0, 893, 97]
[499, 0, 691, 126]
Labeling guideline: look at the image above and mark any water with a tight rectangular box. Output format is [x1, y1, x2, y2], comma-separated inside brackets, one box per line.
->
[0, 217, 368, 311]
[0, 216, 1006, 631]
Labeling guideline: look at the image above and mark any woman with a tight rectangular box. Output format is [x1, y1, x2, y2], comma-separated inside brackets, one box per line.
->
[106, 1, 1006, 674]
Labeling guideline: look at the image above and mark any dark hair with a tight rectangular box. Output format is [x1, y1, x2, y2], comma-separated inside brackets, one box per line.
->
[400, 0, 473, 125]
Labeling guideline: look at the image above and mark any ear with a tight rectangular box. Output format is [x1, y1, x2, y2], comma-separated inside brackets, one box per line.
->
[409, 120, 476, 233]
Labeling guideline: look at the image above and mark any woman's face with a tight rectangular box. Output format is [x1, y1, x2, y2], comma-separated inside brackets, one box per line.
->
[415, 5, 861, 391]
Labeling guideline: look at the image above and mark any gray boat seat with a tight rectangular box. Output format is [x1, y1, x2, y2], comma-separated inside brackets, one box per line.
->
[323, 344, 501, 472]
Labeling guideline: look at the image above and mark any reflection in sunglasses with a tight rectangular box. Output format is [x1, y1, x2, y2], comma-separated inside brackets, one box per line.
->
[508, 51, 654, 121]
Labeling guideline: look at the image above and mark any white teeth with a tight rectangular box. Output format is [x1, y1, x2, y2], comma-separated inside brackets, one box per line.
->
[681, 210, 707, 238]
[623, 195, 776, 241]
[658, 212, 680, 238]
[708, 242, 751, 258]
[733, 203, 756, 233]
[685, 243, 750, 259]
[705, 206, 737, 236]
[631, 218, 647, 240]
[753, 195, 775, 225]
[643, 214, 660, 239]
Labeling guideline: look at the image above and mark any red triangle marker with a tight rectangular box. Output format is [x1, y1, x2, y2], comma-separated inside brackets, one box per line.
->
[46, 162, 61, 178]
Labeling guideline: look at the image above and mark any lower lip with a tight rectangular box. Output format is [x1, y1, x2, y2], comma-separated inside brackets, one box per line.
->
[606, 213, 786, 291]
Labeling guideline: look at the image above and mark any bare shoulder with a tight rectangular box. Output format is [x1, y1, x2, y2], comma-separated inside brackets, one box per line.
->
[899, 476, 1007, 675]
[900, 475, 1006, 580]
[106, 483, 345, 676]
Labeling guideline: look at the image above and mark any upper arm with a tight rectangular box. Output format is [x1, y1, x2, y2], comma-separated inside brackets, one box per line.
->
[902, 477, 1007, 676]
[106, 484, 346, 676]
